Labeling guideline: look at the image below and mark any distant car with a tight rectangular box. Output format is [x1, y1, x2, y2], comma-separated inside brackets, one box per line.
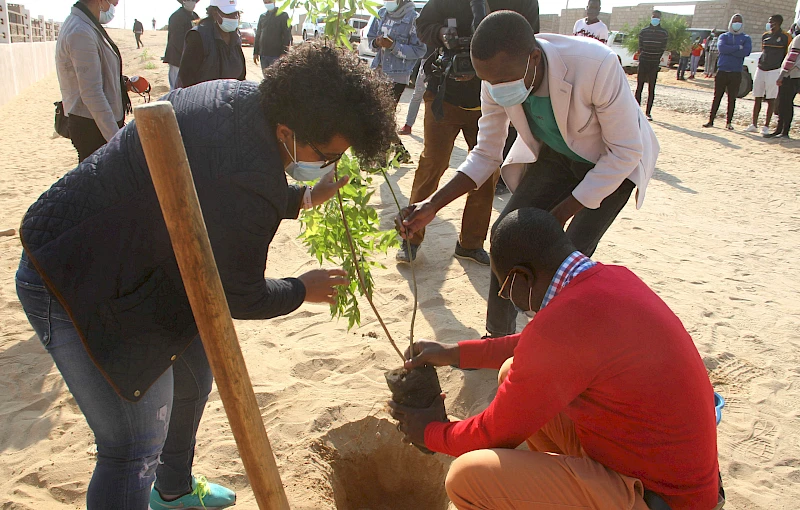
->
[607, 31, 638, 74]
[349, 18, 369, 45]
[239, 21, 255, 46]
[660, 28, 713, 68]
[740, 51, 761, 97]
[303, 16, 326, 40]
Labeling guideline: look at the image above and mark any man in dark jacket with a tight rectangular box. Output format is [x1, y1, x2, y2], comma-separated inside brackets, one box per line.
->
[397, 0, 539, 265]
[254, 0, 292, 75]
[16, 43, 397, 510]
[634, 10, 669, 121]
[164, 0, 200, 89]
[133, 18, 144, 48]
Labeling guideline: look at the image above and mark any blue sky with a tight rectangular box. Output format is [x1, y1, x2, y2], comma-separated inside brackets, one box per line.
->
[30, 0, 800, 29]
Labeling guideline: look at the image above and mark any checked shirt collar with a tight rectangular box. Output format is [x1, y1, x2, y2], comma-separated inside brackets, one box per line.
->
[540, 251, 596, 310]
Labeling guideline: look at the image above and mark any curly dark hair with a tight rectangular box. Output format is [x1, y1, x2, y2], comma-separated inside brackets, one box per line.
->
[259, 41, 397, 166]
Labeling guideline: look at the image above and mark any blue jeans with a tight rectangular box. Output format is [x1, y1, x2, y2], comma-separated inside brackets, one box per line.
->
[15, 254, 212, 510]
[677, 56, 690, 79]
[404, 66, 426, 127]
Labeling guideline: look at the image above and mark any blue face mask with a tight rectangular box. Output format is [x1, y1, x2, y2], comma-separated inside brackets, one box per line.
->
[487, 54, 536, 108]
[99, 2, 115, 24]
[731, 22, 743, 32]
[282, 134, 334, 182]
[218, 17, 239, 32]
[385, 1, 398, 11]
[650, 18, 660, 26]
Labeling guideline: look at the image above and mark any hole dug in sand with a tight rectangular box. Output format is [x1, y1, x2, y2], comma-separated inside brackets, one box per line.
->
[315, 416, 452, 510]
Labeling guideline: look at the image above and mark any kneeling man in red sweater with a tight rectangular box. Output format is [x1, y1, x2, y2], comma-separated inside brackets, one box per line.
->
[390, 208, 722, 510]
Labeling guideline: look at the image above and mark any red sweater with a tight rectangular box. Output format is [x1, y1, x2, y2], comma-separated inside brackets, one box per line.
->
[425, 265, 719, 510]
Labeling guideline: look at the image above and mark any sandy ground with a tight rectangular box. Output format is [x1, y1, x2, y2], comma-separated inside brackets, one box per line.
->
[1, 28, 800, 509]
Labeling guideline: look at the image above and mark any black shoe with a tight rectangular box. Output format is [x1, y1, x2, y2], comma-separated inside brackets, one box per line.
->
[702, 121, 714, 128]
[396, 240, 419, 264]
[454, 242, 490, 266]
[494, 180, 510, 196]
[763, 130, 781, 138]
[394, 144, 412, 164]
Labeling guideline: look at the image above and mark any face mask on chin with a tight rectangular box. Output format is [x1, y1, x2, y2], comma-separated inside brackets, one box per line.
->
[99, 1, 115, 24]
[282, 133, 334, 182]
[487, 54, 536, 108]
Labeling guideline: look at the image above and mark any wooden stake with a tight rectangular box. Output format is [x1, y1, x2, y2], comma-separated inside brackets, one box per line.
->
[134, 102, 290, 510]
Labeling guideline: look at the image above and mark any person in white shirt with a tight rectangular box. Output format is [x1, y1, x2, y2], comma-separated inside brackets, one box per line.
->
[573, 0, 608, 44]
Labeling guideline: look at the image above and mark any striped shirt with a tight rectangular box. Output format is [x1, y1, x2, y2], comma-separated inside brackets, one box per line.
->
[540, 251, 596, 309]
[638, 25, 669, 65]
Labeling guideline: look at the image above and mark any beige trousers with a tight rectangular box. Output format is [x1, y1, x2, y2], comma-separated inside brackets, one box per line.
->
[445, 357, 651, 510]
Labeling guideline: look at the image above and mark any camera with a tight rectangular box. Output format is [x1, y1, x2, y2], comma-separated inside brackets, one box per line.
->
[425, 0, 488, 82]
[423, 0, 488, 119]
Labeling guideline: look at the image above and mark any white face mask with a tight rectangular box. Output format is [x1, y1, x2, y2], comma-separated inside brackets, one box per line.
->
[487, 54, 536, 108]
[184, 1, 198, 12]
[218, 16, 239, 32]
[264, 3, 276, 10]
[282, 134, 334, 182]
[99, 1, 115, 24]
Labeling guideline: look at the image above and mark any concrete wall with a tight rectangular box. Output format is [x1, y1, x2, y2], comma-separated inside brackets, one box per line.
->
[0, 41, 57, 108]
[558, 8, 611, 34]
[539, 14, 561, 34]
[692, 0, 796, 51]
[609, 4, 691, 31]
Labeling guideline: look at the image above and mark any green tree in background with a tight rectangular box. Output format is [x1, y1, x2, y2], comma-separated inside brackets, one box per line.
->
[623, 15, 691, 55]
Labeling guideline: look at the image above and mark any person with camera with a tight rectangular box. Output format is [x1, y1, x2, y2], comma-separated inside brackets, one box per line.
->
[368, 0, 428, 164]
[396, 0, 539, 264]
[399, 10, 659, 339]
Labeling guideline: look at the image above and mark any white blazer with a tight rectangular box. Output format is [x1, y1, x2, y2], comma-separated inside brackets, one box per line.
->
[458, 34, 659, 209]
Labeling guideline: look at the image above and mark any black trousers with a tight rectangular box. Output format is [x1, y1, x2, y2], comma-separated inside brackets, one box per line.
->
[135, 33, 143, 48]
[485, 145, 635, 336]
[68, 115, 123, 163]
[774, 78, 799, 136]
[708, 71, 742, 124]
[635, 63, 660, 115]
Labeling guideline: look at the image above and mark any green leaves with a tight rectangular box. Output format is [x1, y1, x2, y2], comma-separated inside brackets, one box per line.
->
[299, 153, 399, 329]
[280, 0, 370, 49]
[623, 15, 691, 55]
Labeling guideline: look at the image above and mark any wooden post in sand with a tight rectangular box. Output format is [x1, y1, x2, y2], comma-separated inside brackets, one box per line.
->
[134, 102, 290, 510]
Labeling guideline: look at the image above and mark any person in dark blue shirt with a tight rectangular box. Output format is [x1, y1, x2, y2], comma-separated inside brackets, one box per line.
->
[703, 13, 751, 130]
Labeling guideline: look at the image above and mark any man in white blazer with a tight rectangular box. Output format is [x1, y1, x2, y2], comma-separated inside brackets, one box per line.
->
[399, 10, 659, 337]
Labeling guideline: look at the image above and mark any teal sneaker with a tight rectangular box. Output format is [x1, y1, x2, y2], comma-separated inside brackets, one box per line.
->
[149, 475, 236, 509]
